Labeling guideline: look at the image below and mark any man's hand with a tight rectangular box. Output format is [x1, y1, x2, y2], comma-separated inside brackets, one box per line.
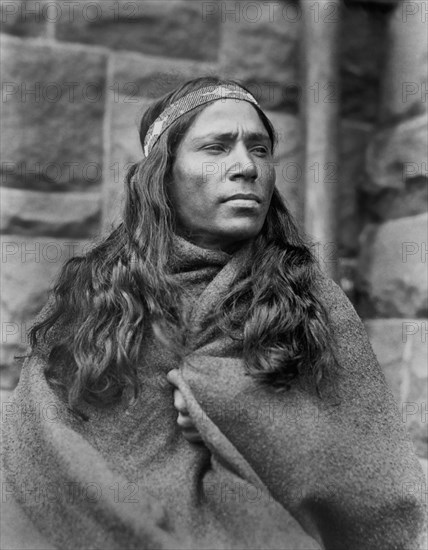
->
[167, 371, 203, 444]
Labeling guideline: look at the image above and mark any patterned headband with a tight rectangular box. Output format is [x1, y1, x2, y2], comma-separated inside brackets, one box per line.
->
[143, 84, 260, 157]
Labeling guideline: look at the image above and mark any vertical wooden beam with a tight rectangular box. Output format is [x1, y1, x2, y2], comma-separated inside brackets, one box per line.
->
[300, 0, 341, 279]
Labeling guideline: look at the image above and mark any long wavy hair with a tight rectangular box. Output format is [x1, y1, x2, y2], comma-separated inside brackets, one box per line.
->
[29, 76, 337, 410]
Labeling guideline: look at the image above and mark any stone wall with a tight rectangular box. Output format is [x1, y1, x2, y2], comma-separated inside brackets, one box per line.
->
[356, 2, 428, 461]
[1, 0, 426, 461]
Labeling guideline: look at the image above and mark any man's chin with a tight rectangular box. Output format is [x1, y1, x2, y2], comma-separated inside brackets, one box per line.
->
[220, 221, 262, 240]
[215, 225, 262, 250]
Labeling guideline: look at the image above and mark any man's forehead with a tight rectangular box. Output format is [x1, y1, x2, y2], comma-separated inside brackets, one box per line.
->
[186, 99, 270, 139]
[189, 130, 270, 143]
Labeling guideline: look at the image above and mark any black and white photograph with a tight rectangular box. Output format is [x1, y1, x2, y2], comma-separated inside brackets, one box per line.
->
[1, 1, 427, 548]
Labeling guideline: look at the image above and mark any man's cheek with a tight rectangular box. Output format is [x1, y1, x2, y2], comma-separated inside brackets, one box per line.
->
[262, 161, 276, 183]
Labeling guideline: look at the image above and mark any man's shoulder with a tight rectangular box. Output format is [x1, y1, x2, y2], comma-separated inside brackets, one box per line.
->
[313, 269, 353, 308]
[312, 269, 365, 332]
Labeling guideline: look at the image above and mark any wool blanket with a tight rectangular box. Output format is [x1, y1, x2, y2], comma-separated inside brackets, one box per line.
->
[1, 236, 427, 550]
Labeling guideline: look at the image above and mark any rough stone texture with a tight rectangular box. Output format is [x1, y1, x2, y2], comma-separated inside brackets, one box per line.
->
[1, 188, 101, 238]
[361, 1, 428, 220]
[362, 176, 428, 222]
[218, 0, 299, 112]
[0, 34, 106, 191]
[111, 51, 218, 100]
[365, 114, 428, 192]
[55, 0, 220, 61]
[340, 3, 389, 123]
[365, 318, 428, 458]
[0, 0, 52, 38]
[357, 213, 428, 318]
[103, 94, 152, 228]
[1, 236, 90, 379]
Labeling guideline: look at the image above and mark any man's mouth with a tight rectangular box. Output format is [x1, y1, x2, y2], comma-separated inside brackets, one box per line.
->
[223, 193, 261, 203]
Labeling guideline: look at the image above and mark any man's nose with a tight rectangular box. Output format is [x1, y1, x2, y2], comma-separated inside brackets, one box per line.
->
[229, 144, 258, 182]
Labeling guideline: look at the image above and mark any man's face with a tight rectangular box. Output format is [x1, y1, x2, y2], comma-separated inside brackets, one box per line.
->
[169, 99, 276, 252]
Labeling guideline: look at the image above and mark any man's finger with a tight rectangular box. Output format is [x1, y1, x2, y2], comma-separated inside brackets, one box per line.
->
[173, 388, 189, 414]
[181, 429, 204, 444]
[177, 412, 194, 428]
[166, 369, 180, 386]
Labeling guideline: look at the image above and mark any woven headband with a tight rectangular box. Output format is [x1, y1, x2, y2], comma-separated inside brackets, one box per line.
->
[143, 84, 260, 157]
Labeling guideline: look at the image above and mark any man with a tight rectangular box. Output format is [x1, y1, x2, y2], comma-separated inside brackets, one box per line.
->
[2, 77, 426, 549]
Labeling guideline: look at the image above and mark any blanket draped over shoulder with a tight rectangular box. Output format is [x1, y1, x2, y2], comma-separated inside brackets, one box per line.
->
[2, 236, 427, 550]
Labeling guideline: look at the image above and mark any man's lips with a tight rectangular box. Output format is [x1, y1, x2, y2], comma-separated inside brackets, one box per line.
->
[223, 193, 261, 203]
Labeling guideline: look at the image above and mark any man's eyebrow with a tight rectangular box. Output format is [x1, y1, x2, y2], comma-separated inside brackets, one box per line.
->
[191, 131, 271, 143]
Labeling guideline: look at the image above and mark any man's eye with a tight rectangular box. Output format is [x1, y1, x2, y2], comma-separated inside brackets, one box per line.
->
[203, 144, 226, 153]
[251, 146, 269, 156]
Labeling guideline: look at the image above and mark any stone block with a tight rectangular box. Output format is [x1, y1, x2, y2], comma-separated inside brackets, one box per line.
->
[1, 34, 107, 191]
[365, 318, 428, 458]
[218, 0, 299, 112]
[103, 94, 152, 228]
[365, 114, 428, 192]
[358, 214, 428, 317]
[0, 0, 51, 38]
[362, 175, 428, 222]
[0, 188, 101, 238]
[363, 0, 428, 223]
[55, 0, 220, 61]
[0, 236, 90, 375]
[111, 51, 218, 100]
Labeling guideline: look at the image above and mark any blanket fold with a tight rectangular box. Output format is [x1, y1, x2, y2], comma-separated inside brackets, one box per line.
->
[1, 236, 426, 550]
[170, 272, 427, 549]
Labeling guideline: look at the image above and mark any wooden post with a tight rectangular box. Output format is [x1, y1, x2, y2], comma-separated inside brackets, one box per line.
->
[300, 0, 341, 280]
